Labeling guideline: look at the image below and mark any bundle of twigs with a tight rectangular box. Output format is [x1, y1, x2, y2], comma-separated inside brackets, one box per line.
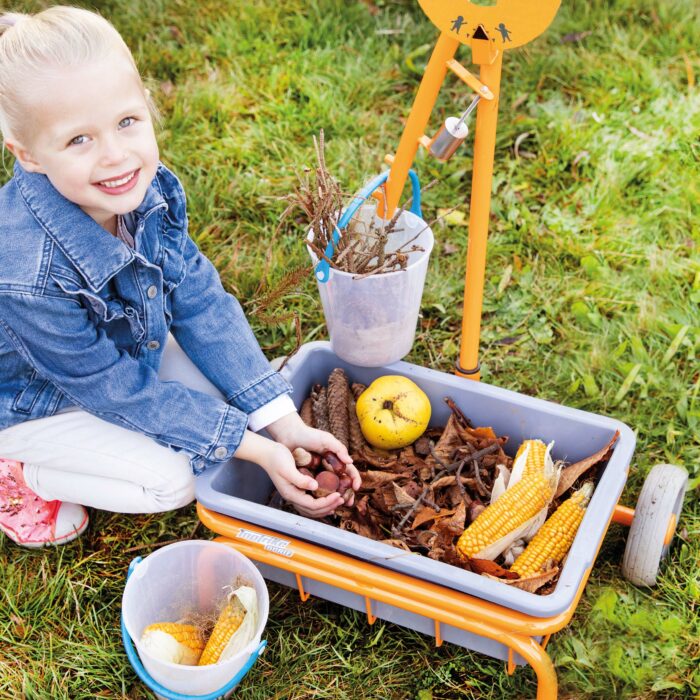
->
[279, 130, 427, 277]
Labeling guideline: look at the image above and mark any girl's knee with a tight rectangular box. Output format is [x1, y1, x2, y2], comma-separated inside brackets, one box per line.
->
[147, 455, 196, 512]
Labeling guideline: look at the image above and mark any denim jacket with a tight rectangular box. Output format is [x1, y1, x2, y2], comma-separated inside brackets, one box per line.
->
[0, 161, 292, 473]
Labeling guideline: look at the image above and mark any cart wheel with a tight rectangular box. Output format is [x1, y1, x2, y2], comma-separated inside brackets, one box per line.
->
[621, 464, 689, 587]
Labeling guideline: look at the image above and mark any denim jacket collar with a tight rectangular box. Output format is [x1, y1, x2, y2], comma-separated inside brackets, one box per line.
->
[13, 161, 167, 292]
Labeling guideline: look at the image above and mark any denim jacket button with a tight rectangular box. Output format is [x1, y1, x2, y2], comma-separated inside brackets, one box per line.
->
[214, 446, 228, 459]
[147, 285, 158, 299]
[147, 340, 160, 350]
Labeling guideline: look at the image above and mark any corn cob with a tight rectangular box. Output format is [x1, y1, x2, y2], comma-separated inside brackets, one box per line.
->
[198, 596, 247, 666]
[513, 439, 551, 477]
[456, 458, 557, 560]
[141, 622, 205, 665]
[510, 482, 594, 577]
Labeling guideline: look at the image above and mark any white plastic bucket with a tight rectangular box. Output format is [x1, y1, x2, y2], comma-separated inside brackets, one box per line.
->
[122, 540, 269, 699]
[309, 210, 434, 367]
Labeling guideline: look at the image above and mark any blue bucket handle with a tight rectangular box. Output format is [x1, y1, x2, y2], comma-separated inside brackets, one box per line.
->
[121, 556, 266, 700]
[314, 168, 422, 283]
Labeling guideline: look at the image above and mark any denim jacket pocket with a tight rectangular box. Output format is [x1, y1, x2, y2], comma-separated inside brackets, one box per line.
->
[51, 272, 146, 342]
[13, 369, 51, 414]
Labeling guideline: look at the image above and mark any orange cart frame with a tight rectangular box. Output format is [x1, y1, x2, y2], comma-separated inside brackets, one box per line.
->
[197, 503, 636, 699]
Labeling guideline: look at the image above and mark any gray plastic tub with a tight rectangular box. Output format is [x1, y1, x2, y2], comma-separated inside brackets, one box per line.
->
[196, 341, 635, 626]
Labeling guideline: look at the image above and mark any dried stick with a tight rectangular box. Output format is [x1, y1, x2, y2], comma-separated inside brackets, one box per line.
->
[455, 459, 473, 506]
[472, 458, 489, 498]
[393, 441, 501, 534]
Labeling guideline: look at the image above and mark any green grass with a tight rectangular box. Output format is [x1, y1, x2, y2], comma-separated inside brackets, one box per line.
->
[1, 0, 699, 698]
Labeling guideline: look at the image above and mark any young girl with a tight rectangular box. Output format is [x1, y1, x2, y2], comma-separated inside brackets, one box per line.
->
[0, 6, 359, 547]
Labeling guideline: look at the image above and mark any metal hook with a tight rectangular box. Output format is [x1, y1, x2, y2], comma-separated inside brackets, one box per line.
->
[455, 94, 481, 129]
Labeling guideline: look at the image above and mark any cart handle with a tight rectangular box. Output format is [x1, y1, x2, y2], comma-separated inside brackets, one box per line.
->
[314, 168, 422, 283]
[121, 556, 266, 700]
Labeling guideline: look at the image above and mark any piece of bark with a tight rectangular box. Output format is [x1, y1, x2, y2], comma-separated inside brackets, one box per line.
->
[310, 384, 330, 432]
[327, 368, 350, 447]
[300, 397, 314, 427]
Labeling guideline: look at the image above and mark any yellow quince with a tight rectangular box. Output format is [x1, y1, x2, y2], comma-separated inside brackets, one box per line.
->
[356, 375, 431, 450]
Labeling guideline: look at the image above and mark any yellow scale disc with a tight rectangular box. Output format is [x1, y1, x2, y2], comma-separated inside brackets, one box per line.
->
[418, 0, 561, 50]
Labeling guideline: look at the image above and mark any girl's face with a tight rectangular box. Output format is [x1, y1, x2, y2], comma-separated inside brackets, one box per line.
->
[11, 53, 160, 233]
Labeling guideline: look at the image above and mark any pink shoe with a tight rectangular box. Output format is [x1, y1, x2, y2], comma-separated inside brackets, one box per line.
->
[0, 459, 88, 548]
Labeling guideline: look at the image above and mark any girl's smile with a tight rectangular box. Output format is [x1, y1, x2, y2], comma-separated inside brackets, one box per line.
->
[94, 168, 140, 195]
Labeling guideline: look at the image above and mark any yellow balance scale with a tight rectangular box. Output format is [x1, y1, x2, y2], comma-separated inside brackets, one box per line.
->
[381, 0, 560, 380]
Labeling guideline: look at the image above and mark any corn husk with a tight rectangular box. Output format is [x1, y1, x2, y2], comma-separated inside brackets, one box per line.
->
[140, 628, 202, 665]
[218, 585, 259, 663]
[473, 443, 559, 560]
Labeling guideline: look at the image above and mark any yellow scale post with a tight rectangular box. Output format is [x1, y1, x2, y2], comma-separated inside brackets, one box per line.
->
[381, 0, 559, 380]
[196, 3, 642, 697]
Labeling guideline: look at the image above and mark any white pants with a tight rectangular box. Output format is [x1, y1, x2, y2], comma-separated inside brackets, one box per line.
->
[0, 336, 228, 513]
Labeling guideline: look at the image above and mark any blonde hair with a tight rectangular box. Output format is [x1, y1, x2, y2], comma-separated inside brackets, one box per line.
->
[0, 5, 158, 145]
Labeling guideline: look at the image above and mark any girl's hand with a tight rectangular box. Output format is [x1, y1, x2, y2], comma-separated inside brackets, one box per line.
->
[234, 431, 346, 518]
[266, 412, 362, 496]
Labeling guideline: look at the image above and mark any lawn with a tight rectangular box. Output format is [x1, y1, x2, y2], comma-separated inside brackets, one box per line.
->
[1, 1, 698, 698]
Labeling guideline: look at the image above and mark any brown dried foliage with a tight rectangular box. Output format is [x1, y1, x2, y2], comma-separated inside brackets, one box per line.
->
[271, 370, 618, 595]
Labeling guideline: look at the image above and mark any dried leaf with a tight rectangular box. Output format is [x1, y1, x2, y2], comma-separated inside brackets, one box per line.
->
[431, 415, 463, 462]
[357, 448, 400, 469]
[432, 475, 475, 489]
[469, 558, 519, 579]
[411, 506, 456, 530]
[380, 539, 412, 551]
[468, 500, 486, 523]
[466, 426, 498, 441]
[414, 436, 431, 456]
[416, 529, 437, 548]
[483, 567, 560, 593]
[555, 431, 619, 497]
[437, 208, 468, 227]
[433, 501, 466, 535]
[560, 30, 592, 43]
[360, 470, 404, 489]
[391, 482, 416, 507]
[403, 480, 423, 500]
[439, 546, 470, 568]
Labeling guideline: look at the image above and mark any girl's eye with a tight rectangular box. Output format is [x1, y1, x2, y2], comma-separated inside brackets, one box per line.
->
[119, 117, 135, 129]
[68, 135, 88, 146]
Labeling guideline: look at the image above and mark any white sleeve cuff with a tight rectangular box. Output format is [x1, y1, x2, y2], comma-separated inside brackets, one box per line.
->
[246, 394, 297, 432]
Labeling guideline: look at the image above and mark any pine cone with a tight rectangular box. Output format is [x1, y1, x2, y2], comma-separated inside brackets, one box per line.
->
[310, 384, 330, 433]
[300, 397, 314, 427]
[326, 368, 350, 448]
[351, 382, 367, 400]
[347, 392, 367, 454]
